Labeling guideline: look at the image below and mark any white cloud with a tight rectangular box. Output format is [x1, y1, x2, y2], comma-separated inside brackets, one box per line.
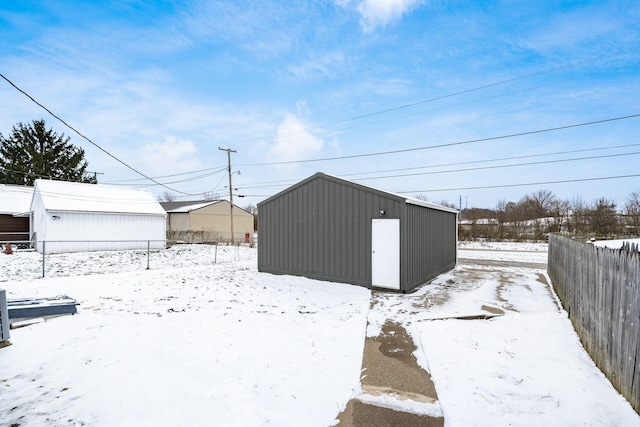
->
[287, 52, 348, 80]
[296, 100, 311, 120]
[181, 1, 297, 57]
[138, 137, 204, 176]
[337, 0, 422, 32]
[270, 113, 323, 164]
[520, 9, 621, 53]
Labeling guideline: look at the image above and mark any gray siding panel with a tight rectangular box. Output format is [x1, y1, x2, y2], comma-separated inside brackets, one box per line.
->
[258, 173, 456, 291]
[404, 204, 457, 290]
[259, 175, 401, 286]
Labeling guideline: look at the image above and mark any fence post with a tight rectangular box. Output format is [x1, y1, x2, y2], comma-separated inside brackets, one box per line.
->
[41, 241, 45, 278]
[146, 240, 150, 270]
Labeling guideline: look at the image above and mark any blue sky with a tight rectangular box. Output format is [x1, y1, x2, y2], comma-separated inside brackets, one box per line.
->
[1, 0, 639, 209]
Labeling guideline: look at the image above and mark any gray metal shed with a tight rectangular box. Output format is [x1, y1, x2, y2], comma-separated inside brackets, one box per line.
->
[257, 172, 458, 292]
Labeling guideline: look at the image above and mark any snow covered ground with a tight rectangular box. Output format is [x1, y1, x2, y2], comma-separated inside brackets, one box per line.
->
[1, 243, 639, 426]
[457, 240, 548, 264]
[1, 246, 370, 426]
[593, 238, 640, 250]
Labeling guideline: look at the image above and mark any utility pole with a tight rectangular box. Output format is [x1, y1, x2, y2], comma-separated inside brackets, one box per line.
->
[219, 147, 237, 245]
[89, 171, 104, 183]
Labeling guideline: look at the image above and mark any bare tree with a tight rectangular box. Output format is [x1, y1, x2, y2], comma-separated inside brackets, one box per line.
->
[243, 204, 258, 231]
[589, 197, 619, 237]
[495, 199, 507, 240]
[413, 194, 430, 202]
[159, 191, 176, 202]
[623, 190, 640, 235]
[243, 204, 257, 215]
[439, 200, 457, 209]
[413, 194, 456, 209]
[456, 189, 634, 241]
[530, 190, 556, 217]
[548, 198, 570, 233]
[202, 191, 220, 201]
[515, 190, 557, 239]
[569, 195, 589, 235]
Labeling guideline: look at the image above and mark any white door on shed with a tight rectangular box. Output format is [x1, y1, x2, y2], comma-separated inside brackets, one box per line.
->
[371, 218, 400, 290]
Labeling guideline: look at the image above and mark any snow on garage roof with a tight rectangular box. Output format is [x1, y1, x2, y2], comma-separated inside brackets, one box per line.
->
[0, 184, 33, 214]
[160, 200, 221, 213]
[33, 179, 166, 216]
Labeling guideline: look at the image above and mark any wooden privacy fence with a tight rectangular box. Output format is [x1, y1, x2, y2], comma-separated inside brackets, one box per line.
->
[548, 234, 640, 414]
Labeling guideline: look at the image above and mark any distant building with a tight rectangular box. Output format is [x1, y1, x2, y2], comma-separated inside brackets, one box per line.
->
[258, 173, 458, 292]
[31, 179, 166, 254]
[0, 184, 33, 241]
[161, 200, 255, 243]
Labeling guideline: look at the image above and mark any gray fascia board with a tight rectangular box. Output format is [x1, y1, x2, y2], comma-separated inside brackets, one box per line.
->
[257, 172, 325, 207]
[258, 172, 459, 215]
[258, 172, 406, 207]
[404, 197, 459, 214]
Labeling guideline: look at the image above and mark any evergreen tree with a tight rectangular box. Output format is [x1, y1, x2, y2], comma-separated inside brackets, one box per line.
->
[0, 119, 96, 185]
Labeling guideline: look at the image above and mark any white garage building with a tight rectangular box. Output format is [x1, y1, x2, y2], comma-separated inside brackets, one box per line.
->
[31, 179, 166, 254]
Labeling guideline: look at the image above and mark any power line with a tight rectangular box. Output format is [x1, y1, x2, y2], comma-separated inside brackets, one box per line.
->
[234, 149, 640, 196]
[229, 45, 640, 151]
[237, 113, 640, 167]
[104, 165, 227, 183]
[137, 75, 578, 167]
[402, 174, 640, 194]
[237, 171, 640, 202]
[355, 151, 640, 182]
[4, 44, 639, 199]
[0, 72, 199, 196]
[345, 143, 640, 178]
[236, 142, 640, 189]
[160, 47, 640, 164]
[110, 169, 226, 188]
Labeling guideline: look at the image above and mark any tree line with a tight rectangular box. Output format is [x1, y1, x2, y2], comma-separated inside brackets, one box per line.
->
[458, 189, 640, 241]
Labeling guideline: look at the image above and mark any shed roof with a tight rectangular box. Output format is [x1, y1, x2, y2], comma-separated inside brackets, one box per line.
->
[259, 172, 459, 214]
[161, 200, 255, 216]
[0, 184, 33, 215]
[160, 200, 221, 213]
[33, 179, 166, 216]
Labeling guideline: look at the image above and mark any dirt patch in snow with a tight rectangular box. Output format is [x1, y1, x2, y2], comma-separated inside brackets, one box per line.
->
[362, 320, 438, 399]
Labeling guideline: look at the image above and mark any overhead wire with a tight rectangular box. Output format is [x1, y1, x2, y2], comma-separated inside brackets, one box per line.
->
[164, 46, 640, 163]
[340, 142, 640, 178]
[236, 113, 640, 167]
[235, 142, 640, 189]
[104, 165, 227, 183]
[357, 151, 640, 181]
[3, 46, 640, 199]
[237, 150, 640, 191]
[229, 45, 640, 150]
[402, 174, 640, 194]
[0, 72, 202, 196]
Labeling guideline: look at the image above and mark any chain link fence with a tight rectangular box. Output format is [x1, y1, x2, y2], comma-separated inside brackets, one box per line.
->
[0, 239, 257, 281]
[167, 230, 257, 246]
